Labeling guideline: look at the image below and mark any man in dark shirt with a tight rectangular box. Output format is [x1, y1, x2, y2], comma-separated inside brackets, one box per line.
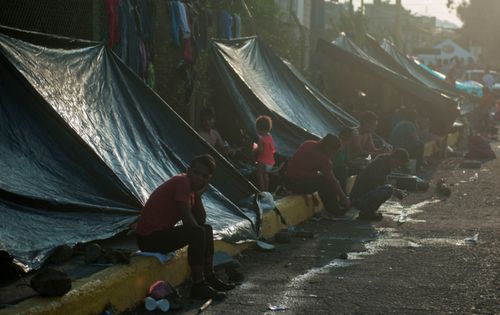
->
[136, 154, 233, 301]
[285, 134, 351, 218]
[350, 149, 409, 221]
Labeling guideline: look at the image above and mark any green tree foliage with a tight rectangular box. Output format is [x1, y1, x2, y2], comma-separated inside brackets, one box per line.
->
[448, 0, 500, 65]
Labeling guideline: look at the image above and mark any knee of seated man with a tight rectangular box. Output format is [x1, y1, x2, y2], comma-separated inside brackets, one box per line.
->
[187, 225, 206, 241]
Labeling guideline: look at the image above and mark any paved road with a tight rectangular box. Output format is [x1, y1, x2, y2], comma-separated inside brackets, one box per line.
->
[133, 147, 500, 315]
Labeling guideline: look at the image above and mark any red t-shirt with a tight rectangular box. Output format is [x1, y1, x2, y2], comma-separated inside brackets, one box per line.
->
[257, 134, 276, 166]
[136, 174, 206, 236]
[286, 140, 337, 190]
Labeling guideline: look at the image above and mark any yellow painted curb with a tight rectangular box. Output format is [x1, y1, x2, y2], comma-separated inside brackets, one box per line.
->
[0, 195, 320, 315]
[447, 131, 459, 147]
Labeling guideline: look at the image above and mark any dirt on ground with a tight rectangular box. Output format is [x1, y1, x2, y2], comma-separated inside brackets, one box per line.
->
[129, 144, 500, 315]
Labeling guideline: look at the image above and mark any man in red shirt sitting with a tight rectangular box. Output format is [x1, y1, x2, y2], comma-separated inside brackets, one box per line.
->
[284, 134, 351, 219]
[136, 154, 234, 301]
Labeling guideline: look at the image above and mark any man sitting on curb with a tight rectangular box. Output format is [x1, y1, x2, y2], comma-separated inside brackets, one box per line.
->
[284, 134, 351, 219]
[350, 149, 409, 221]
[136, 154, 234, 301]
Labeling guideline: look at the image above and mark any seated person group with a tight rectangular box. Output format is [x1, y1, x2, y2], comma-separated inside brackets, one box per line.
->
[135, 107, 436, 300]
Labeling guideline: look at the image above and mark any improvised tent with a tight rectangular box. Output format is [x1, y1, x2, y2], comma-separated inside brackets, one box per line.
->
[363, 35, 464, 99]
[209, 37, 359, 157]
[316, 34, 459, 135]
[0, 26, 260, 270]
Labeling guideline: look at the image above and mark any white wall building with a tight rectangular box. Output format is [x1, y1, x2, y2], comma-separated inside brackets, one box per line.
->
[416, 39, 477, 66]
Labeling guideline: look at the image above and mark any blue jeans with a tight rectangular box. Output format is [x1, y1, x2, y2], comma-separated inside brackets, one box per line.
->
[352, 185, 393, 214]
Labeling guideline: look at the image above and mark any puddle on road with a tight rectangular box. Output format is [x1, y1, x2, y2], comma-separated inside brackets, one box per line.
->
[379, 199, 440, 223]
[249, 199, 476, 310]
[280, 199, 470, 295]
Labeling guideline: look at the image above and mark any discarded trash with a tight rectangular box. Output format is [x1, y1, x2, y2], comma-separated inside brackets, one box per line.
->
[268, 303, 287, 311]
[465, 233, 479, 245]
[256, 241, 275, 251]
[468, 172, 479, 182]
[397, 212, 408, 223]
[144, 296, 157, 311]
[338, 253, 348, 260]
[197, 299, 213, 314]
[284, 262, 292, 268]
[407, 241, 421, 248]
[157, 299, 170, 312]
[144, 297, 170, 312]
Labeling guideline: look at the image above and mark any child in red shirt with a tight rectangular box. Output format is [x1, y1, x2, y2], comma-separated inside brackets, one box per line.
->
[254, 115, 275, 192]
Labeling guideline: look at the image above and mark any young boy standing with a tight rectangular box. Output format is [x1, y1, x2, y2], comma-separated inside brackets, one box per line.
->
[254, 116, 275, 192]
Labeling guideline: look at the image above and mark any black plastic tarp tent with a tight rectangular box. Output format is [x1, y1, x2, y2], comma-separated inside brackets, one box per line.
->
[0, 26, 259, 270]
[316, 34, 459, 135]
[363, 35, 463, 99]
[210, 37, 359, 157]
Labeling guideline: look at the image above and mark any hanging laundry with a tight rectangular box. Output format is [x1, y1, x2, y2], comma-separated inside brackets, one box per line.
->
[217, 10, 233, 39]
[169, 1, 181, 47]
[178, 1, 191, 38]
[234, 14, 241, 38]
[106, 0, 121, 48]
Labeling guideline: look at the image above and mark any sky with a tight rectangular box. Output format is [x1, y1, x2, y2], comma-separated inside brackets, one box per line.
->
[351, 0, 463, 26]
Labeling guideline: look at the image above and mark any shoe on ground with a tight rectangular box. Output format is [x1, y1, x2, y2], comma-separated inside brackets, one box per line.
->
[357, 212, 383, 221]
[190, 281, 226, 301]
[206, 274, 236, 291]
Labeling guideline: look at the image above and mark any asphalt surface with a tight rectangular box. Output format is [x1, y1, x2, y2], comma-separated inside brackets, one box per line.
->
[130, 145, 500, 315]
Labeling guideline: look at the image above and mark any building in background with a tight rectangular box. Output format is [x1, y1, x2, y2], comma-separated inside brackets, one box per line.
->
[415, 39, 477, 68]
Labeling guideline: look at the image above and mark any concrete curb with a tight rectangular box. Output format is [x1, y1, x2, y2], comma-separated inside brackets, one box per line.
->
[0, 195, 320, 315]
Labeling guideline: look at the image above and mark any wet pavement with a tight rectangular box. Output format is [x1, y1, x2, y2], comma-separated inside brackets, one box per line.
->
[129, 149, 500, 314]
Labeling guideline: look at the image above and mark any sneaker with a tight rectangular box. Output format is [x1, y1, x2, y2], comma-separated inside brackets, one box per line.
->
[206, 274, 236, 291]
[357, 212, 383, 221]
[190, 281, 226, 301]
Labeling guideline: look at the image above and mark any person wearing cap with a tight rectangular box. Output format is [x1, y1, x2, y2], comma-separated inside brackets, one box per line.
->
[136, 154, 234, 301]
[350, 148, 410, 221]
[284, 134, 351, 219]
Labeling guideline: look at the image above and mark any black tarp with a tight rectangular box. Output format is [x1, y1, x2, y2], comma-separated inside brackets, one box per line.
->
[0, 26, 259, 270]
[316, 35, 459, 135]
[364, 35, 463, 99]
[210, 37, 359, 157]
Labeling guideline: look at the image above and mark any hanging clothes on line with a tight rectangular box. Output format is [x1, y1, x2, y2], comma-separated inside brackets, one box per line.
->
[217, 10, 233, 40]
[106, 0, 121, 48]
[233, 13, 241, 38]
[169, 1, 181, 47]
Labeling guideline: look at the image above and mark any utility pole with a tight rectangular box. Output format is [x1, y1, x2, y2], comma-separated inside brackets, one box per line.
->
[395, 0, 402, 50]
